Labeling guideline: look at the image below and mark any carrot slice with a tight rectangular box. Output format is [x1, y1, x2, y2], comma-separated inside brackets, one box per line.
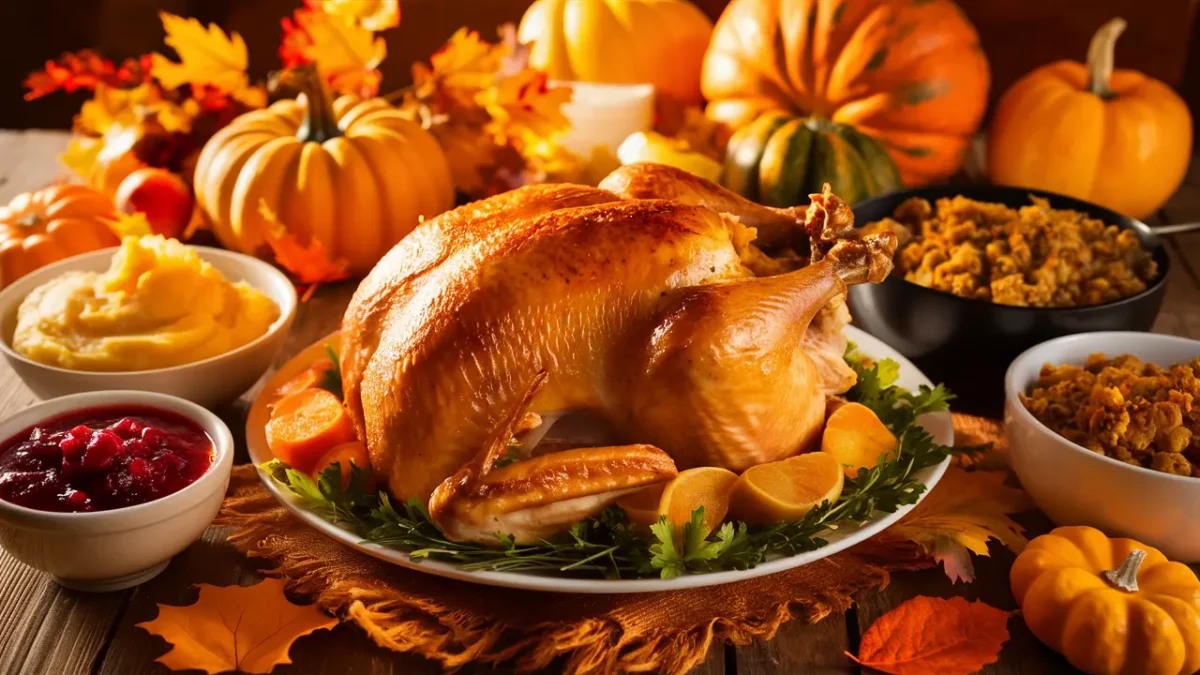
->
[311, 440, 375, 491]
[265, 388, 355, 473]
[275, 360, 334, 398]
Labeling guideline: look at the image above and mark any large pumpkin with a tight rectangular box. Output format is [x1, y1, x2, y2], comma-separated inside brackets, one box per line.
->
[193, 66, 455, 276]
[0, 184, 120, 289]
[1011, 526, 1200, 675]
[518, 0, 713, 106]
[702, 0, 990, 186]
[725, 112, 902, 207]
[988, 19, 1192, 220]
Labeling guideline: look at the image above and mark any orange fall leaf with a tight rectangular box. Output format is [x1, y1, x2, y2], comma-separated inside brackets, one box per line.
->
[881, 468, 1030, 583]
[136, 577, 337, 674]
[848, 596, 1012, 675]
[259, 200, 350, 299]
[24, 50, 150, 101]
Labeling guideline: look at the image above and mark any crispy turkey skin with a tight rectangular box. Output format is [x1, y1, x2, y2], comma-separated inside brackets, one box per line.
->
[339, 164, 895, 542]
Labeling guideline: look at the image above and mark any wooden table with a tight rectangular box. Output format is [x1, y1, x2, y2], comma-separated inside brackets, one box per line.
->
[0, 129, 1197, 675]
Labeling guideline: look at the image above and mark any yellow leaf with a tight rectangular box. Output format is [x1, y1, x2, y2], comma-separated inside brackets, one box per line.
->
[151, 11, 250, 95]
[426, 28, 500, 99]
[299, 10, 386, 97]
[110, 212, 153, 238]
[76, 83, 145, 135]
[321, 0, 399, 31]
[479, 69, 572, 145]
[60, 136, 102, 179]
[136, 578, 336, 674]
[883, 468, 1030, 583]
[152, 97, 200, 134]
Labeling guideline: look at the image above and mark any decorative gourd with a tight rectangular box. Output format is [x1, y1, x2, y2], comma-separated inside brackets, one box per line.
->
[724, 112, 902, 207]
[988, 18, 1192, 219]
[702, 0, 989, 186]
[518, 0, 713, 106]
[0, 184, 120, 289]
[1011, 526, 1200, 675]
[193, 65, 455, 276]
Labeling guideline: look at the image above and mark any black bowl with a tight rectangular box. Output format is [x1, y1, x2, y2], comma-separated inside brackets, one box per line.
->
[847, 184, 1169, 416]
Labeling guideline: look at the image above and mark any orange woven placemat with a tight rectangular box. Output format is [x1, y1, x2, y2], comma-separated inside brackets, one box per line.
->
[215, 413, 1004, 674]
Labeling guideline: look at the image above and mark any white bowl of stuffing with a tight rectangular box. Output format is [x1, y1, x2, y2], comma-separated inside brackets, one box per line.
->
[1005, 332, 1200, 561]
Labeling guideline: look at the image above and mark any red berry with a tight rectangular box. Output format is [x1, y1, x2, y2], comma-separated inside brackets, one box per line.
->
[83, 430, 124, 471]
[59, 436, 87, 459]
[140, 427, 167, 447]
[128, 457, 150, 480]
[66, 489, 89, 505]
[112, 417, 143, 438]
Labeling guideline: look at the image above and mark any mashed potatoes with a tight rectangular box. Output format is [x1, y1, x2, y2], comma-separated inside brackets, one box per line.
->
[13, 235, 279, 371]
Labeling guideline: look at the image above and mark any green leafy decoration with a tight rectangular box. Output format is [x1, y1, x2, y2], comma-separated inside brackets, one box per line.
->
[262, 346, 963, 579]
[319, 343, 344, 400]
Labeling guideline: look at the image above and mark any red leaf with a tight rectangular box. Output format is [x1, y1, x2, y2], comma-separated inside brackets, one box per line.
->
[258, 201, 350, 301]
[24, 50, 149, 100]
[848, 596, 1011, 675]
[280, 15, 314, 68]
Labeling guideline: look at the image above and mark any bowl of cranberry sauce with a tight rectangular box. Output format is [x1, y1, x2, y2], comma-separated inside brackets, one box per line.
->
[0, 406, 214, 513]
[0, 391, 233, 593]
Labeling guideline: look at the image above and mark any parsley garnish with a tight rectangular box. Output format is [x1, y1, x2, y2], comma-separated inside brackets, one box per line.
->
[318, 344, 344, 400]
[264, 346, 963, 578]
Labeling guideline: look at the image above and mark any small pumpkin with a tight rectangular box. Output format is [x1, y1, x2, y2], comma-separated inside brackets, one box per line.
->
[193, 65, 455, 276]
[724, 112, 902, 207]
[0, 184, 121, 289]
[702, 0, 989, 186]
[1011, 526, 1200, 675]
[988, 18, 1192, 219]
[518, 0, 713, 106]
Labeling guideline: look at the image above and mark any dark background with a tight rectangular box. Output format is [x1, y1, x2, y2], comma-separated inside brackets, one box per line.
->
[3, 0, 1200, 130]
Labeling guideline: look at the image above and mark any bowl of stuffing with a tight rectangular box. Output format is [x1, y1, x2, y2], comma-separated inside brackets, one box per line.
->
[1005, 331, 1200, 561]
[849, 185, 1171, 413]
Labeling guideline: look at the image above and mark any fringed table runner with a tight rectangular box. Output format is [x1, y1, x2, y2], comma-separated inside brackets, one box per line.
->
[215, 413, 1007, 674]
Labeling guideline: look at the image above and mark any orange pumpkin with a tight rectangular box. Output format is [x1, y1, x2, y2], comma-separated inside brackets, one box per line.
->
[518, 0, 713, 106]
[988, 19, 1193, 220]
[0, 184, 121, 289]
[702, 0, 990, 186]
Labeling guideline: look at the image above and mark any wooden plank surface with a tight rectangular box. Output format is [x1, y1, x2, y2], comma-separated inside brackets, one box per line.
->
[0, 128, 1196, 675]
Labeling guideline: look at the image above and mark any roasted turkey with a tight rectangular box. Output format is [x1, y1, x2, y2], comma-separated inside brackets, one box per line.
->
[340, 163, 896, 544]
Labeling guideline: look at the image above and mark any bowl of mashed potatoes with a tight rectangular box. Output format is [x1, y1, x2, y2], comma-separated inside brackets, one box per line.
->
[0, 236, 297, 408]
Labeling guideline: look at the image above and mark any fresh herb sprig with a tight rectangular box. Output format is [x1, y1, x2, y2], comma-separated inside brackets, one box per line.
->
[318, 344, 344, 400]
[263, 346, 962, 579]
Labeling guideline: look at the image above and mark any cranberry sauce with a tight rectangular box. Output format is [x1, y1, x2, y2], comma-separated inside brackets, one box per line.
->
[0, 405, 213, 513]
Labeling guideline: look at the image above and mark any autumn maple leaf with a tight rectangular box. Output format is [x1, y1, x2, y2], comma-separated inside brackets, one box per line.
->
[881, 468, 1030, 583]
[480, 69, 572, 146]
[258, 201, 350, 301]
[416, 28, 502, 110]
[322, 0, 399, 31]
[137, 578, 336, 674]
[23, 50, 150, 100]
[151, 11, 260, 107]
[848, 596, 1011, 675]
[290, 7, 386, 98]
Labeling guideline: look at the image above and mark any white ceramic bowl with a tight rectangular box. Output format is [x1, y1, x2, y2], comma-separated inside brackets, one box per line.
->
[0, 390, 234, 591]
[0, 246, 297, 409]
[1005, 332, 1200, 561]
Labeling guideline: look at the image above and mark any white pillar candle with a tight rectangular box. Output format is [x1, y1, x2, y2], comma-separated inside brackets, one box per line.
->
[553, 81, 656, 158]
